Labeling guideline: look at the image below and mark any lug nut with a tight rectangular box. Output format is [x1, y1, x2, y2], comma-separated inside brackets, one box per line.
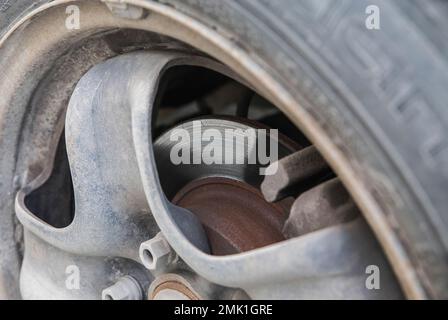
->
[102, 276, 143, 300]
[139, 233, 174, 272]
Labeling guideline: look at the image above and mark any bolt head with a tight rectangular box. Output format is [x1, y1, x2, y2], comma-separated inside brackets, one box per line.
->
[101, 276, 142, 300]
[139, 234, 172, 271]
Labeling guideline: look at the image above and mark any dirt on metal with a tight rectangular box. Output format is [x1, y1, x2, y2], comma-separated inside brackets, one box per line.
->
[172, 177, 292, 255]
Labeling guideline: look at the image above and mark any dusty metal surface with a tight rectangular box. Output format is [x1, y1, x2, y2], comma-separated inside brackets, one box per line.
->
[158, 117, 297, 255]
[14, 47, 403, 298]
[112, 51, 401, 299]
[283, 178, 359, 238]
[20, 231, 151, 300]
[15, 46, 402, 299]
[0, 0, 421, 299]
[261, 145, 332, 202]
[101, 276, 143, 300]
[154, 118, 294, 195]
[172, 177, 288, 255]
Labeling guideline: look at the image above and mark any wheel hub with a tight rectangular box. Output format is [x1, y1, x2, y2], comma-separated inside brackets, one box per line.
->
[12, 50, 402, 300]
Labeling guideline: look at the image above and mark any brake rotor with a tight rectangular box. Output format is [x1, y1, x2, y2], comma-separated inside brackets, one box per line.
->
[154, 117, 298, 255]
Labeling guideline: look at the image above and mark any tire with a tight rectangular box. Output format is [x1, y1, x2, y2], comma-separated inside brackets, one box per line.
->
[1, 0, 447, 298]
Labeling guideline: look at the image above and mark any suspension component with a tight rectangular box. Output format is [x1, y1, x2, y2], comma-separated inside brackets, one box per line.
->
[283, 178, 359, 238]
[261, 146, 331, 202]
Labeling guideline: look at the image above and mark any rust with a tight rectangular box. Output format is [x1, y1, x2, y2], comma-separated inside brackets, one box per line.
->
[172, 177, 291, 255]
[151, 280, 200, 300]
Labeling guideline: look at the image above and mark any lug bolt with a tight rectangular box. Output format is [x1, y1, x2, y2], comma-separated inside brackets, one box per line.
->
[139, 232, 174, 272]
[102, 276, 143, 300]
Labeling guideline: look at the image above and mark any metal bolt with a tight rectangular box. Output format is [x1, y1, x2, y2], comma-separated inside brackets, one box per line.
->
[139, 233, 173, 272]
[102, 276, 143, 300]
